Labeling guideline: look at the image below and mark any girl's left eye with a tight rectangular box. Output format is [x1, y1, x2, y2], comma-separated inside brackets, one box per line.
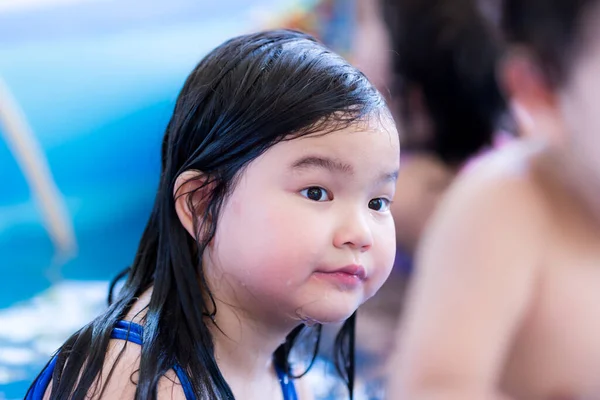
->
[368, 198, 391, 212]
[300, 186, 332, 202]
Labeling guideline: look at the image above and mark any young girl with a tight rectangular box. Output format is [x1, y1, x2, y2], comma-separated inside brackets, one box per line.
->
[388, 0, 600, 399]
[25, 29, 400, 400]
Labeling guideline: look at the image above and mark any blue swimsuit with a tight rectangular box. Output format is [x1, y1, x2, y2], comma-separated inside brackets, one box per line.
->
[26, 320, 297, 400]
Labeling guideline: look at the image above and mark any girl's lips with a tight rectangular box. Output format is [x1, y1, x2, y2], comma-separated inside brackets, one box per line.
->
[313, 264, 367, 289]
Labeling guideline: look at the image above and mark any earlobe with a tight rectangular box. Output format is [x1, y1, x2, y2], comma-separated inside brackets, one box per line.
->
[173, 170, 209, 240]
[500, 51, 564, 142]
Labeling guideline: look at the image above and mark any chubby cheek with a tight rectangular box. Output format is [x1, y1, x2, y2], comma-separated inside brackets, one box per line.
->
[211, 192, 327, 289]
[367, 219, 397, 294]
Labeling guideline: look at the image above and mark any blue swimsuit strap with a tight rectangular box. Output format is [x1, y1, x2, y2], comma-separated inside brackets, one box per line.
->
[112, 320, 196, 400]
[275, 365, 299, 400]
[25, 320, 144, 400]
[25, 355, 58, 400]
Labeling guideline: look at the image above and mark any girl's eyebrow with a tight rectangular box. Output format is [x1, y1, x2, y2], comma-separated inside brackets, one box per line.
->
[290, 155, 354, 175]
[290, 155, 399, 183]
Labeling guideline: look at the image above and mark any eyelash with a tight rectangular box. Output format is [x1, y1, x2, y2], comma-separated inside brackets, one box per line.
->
[299, 186, 392, 212]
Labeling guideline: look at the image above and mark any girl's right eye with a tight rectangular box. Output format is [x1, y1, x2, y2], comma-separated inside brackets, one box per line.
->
[300, 186, 332, 202]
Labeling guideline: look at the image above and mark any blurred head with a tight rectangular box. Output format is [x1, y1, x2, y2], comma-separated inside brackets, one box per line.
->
[502, 0, 600, 180]
[382, 0, 506, 255]
[385, 0, 507, 166]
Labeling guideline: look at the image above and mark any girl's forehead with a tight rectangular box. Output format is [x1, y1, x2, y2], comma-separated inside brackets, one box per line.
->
[260, 124, 400, 175]
[298, 115, 397, 143]
[294, 122, 398, 152]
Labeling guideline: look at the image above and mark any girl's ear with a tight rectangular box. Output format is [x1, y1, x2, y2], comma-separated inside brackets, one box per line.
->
[173, 170, 212, 240]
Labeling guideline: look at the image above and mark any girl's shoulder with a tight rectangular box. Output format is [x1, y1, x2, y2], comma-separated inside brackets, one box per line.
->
[100, 289, 190, 399]
[38, 291, 190, 400]
[95, 336, 189, 400]
[39, 325, 189, 400]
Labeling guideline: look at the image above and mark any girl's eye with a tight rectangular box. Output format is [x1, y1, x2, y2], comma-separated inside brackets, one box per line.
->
[300, 186, 332, 202]
[368, 198, 391, 212]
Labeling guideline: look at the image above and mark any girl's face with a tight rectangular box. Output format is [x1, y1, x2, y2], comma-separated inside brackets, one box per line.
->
[204, 118, 400, 327]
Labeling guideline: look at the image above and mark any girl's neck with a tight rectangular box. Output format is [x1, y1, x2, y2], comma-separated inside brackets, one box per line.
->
[208, 299, 285, 375]
[208, 298, 292, 398]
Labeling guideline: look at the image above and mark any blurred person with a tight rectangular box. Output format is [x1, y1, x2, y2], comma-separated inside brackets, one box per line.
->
[388, 0, 600, 398]
[352, 0, 507, 390]
[26, 30, 400, 400]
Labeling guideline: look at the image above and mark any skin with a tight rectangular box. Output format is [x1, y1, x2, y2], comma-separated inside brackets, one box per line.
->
[387, 5, 600, 399]
[47, 116, 400, 399]
[390, 153, 456, 255]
